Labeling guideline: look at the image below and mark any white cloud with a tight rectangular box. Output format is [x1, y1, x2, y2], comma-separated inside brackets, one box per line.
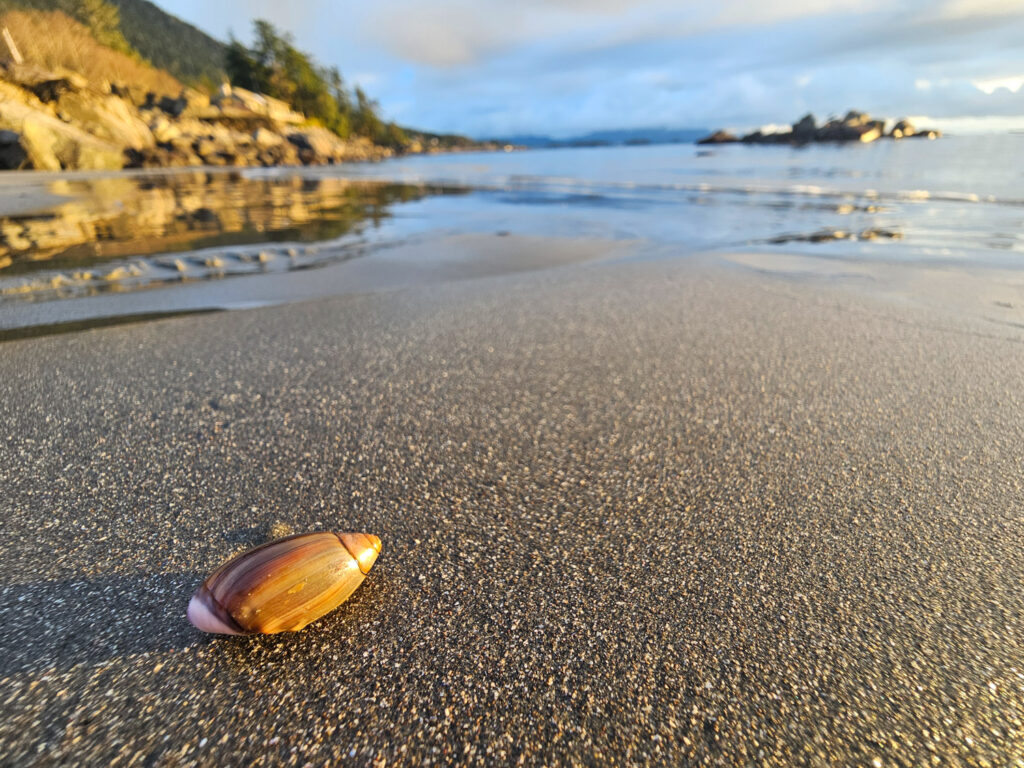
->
[362, 0, 890, 68]
[939, 0, 1023, 19]
[367, 2, 526, 67]
[972, 75, 1024, 94]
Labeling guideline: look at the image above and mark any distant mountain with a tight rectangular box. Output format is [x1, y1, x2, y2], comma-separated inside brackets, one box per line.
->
[0, 0, 227, 86]
[498, 128, 709, 148]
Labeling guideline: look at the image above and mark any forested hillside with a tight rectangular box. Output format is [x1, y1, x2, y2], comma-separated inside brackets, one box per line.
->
[106, 0, 224, 85]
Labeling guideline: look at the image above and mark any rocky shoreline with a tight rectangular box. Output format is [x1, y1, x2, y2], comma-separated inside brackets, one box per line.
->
[0, 62, 481, 172]
[698, 110, 940, 146]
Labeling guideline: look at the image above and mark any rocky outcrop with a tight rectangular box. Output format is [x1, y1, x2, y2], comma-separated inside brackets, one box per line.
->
[124, 117, 390, 169]
[696, 129, 739, 145]
[888, 118, 938, 140]
[697, 110, 941, 147]
[791, 113, 817, 143]
[55, 91, 154, 150]
[0, 79, 124, 170]
[210, 84, 304, 125]
[0, 62, 397, 171]
[815, 111, 886, 142]
[125, 86, 397, 168]
[2, 62, 88, 104]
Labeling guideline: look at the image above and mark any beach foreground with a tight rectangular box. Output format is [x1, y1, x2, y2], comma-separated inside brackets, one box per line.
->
[2, 254, 1023, 765]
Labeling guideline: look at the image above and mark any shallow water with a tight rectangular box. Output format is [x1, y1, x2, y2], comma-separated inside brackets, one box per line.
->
[0, 172, 465, 304]
[1, 135, 1022, 331]
[330, 135, 1024, 265]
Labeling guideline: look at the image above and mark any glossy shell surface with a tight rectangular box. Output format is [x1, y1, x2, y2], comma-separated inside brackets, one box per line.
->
[187, 531, 382, 635]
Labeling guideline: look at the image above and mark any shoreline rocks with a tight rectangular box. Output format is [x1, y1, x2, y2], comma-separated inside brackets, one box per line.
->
[0, 63, 401, 171]
[698, 111, 941, 146]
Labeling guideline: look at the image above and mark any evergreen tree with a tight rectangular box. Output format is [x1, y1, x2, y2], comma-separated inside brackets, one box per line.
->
[225, 20, 407, 147]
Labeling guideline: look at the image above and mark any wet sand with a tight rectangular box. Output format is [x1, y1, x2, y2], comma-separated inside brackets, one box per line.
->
[2, 251, 1024, 765]
[0, 233, 633, 334]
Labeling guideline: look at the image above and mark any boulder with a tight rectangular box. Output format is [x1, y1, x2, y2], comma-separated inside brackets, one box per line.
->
[0, 80, 49, 114]
[0, 99, 124, 170]
[696, 129, 739, 145]
[891, 119, 915, 138]
[842, 110, 871, 127]
[155, 89, 206, 119]
[287, 127, 347, 161]
[255, 141, 300, 167]
[55, 91, 154, 150]
[253, 127, 284, 148]
[180, 88, 211, 117]
[193, 137, 218, 160]
[18, 118, 61, 170]
[791, 113, 816, 142]
[167, 136, 196, 154]
[908, 129, 940, 140]
[741, 129, 792, 144]
[149, 114, 182, 143]
[0, 129, 28, 170]
[816, 113, 884, 143]
[158, 94, 188, 118]
[124, 145, 200, 168]
[852, 120, 884, 143]
[212, 84, 305, 125]
[1, 62, 88, 103]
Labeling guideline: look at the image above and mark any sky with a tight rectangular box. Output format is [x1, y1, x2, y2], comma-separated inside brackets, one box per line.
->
[158, 0, 1024, 138]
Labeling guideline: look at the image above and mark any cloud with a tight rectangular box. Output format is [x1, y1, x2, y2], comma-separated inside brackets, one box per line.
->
[972, 75, 1024, 94]
[938, 0, 1024, 19]
[363, 1, 523, 67]
[361, 0, 893, 68]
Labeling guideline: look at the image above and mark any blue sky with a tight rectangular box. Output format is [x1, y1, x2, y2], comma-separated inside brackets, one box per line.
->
[158, 0, 1024, 137]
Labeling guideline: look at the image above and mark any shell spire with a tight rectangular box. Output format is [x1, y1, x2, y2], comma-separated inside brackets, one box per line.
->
[187, 531, 382, 635]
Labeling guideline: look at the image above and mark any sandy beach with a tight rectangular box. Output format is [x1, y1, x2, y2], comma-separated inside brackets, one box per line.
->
[2, 250, 1023, 765]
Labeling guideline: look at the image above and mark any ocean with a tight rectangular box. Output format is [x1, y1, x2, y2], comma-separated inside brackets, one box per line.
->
[2, 135, 1022, 334]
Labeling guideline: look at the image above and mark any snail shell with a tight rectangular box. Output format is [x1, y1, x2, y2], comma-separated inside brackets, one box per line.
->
[187, 532, 382, 635]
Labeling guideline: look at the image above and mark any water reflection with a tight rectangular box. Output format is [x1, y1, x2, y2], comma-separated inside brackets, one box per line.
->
[0, 172, 462, 275]
[0, 172, 464, 303]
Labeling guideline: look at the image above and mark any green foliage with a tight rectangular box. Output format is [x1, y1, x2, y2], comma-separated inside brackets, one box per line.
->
[226, 20, 409, 149]
[56, 0, 133, 55]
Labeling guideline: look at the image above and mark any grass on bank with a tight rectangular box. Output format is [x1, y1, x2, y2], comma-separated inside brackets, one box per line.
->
[0, 8, 181, 94]
[0, 0, 225, 86]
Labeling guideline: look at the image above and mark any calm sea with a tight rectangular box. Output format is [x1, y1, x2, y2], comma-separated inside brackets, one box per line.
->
[335, 134, 1024, 264]
[1, 135, 1022, 332]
